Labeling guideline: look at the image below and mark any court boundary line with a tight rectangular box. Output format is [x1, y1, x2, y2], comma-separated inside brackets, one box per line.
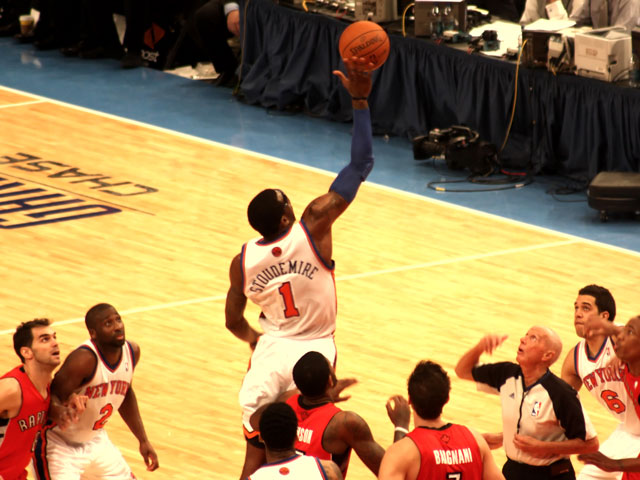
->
[0, 85, 637, 259]
[0, 99, 45, 109]
[0, 238, 579, 335]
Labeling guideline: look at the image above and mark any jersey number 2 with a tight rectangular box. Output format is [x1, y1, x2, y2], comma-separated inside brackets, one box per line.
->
[278, 282, 300, 318]
[92, 403, 114, 430]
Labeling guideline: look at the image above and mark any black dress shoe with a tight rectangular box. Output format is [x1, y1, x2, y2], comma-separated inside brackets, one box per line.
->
[14, 32, 35, 43]
[0, 21, 19, 37]
[120, 51, 143, 69]
[60, 42, 82, 57]
[79, 44, 123, 60]
[34, 35, 60, 50]
[214, 71, 239, 88]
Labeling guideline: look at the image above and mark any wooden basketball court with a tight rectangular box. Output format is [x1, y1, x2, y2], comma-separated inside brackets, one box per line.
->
[2, 86, 639, 479]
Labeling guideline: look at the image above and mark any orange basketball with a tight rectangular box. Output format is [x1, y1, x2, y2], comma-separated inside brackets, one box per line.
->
[339, 21, 389, 71]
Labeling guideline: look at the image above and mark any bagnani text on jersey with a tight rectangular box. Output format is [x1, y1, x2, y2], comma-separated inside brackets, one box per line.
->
[248, 260, 319, 293]
[433, 447, 474, 465]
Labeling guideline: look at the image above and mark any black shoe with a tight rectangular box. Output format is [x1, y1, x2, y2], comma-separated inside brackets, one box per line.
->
[214, 71, 239, 88]
[0, 21, 19, 37]
[34, 35, 60, 50]
[14, 32, 35, 43]
[121, 51, 143, 69]
[60, 42, 82, 57]
[79, 44, 123, 60]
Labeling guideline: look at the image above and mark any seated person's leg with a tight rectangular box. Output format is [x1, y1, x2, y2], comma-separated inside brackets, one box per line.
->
[191, 0, 239, 85]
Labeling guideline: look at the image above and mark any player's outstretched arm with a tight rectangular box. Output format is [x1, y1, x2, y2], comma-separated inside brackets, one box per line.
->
[328, 411, 385, 475]
[579, 451, 640, 473]
[225, 253, 262, 348]
[584, 316, 622, 339]
[513, 433, 598, 457]
[118, 342, 159, 471]
[301, 58, 374, 261]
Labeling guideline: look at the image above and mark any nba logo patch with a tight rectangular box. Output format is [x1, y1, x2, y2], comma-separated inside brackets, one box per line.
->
[531, 401, 542, 417]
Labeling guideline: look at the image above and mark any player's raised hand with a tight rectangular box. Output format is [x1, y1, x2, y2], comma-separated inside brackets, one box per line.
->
[386, 395, 410, 430]
[51, 393, 88, 430]
[140, 440, 159, 471]
[333, 57, 372, 100]
[63, 393, 88, 425]
[477, 334, 508, 355]
[328, 377, 358, 403]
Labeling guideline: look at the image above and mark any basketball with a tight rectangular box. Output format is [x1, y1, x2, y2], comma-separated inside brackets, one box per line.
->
[339, 21, 389, 71]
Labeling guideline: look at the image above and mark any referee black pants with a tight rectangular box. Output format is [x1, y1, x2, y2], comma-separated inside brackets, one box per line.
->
[503, 458, 575, 480]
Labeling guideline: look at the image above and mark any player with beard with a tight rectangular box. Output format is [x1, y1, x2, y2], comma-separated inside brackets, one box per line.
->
[1, 318, 86, 480]
[33, 303, 159, 480]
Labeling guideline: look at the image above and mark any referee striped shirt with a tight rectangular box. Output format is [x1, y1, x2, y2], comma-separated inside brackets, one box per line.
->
[472, 361, 597, 466]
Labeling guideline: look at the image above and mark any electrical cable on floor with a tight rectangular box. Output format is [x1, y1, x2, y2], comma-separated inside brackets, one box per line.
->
[545, 176, 589, 202]
[427, 172, 533, 192]
[419, 39, 533, 194]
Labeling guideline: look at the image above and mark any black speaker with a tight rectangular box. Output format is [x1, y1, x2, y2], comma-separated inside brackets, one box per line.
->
[587, 171, 640, 221]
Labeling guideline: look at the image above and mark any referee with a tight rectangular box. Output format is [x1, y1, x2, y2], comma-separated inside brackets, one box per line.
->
[455, 326, 599, 480]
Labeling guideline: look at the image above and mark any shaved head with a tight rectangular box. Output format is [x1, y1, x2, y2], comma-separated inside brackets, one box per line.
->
[538, 325, 563, 366]
[85, 303, 114, 330]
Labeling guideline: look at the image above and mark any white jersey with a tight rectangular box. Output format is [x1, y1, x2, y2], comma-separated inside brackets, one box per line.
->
[248, 455, 329, 480]
[574, 337, 640, 435]
[54, 340, 135, 443]
[242, 221, 336, 340]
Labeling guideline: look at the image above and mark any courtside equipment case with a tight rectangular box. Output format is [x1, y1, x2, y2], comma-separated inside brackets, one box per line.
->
[587, 171, 640, 221]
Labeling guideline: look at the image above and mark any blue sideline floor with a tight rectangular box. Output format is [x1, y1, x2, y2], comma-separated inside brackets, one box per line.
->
[1, 38, 638, 253]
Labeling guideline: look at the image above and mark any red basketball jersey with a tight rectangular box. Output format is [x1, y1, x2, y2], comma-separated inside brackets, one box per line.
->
[622, 365, 640, 480]
[0, 366, 50, 480]
[286, 394, 352, 475]
[406, 424, 483, 480]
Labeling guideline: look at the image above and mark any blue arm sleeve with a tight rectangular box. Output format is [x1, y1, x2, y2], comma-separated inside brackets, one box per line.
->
[329, 108, 374, 203]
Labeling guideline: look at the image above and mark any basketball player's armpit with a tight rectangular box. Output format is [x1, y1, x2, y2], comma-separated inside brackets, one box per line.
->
[330, 109, 373, 203]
